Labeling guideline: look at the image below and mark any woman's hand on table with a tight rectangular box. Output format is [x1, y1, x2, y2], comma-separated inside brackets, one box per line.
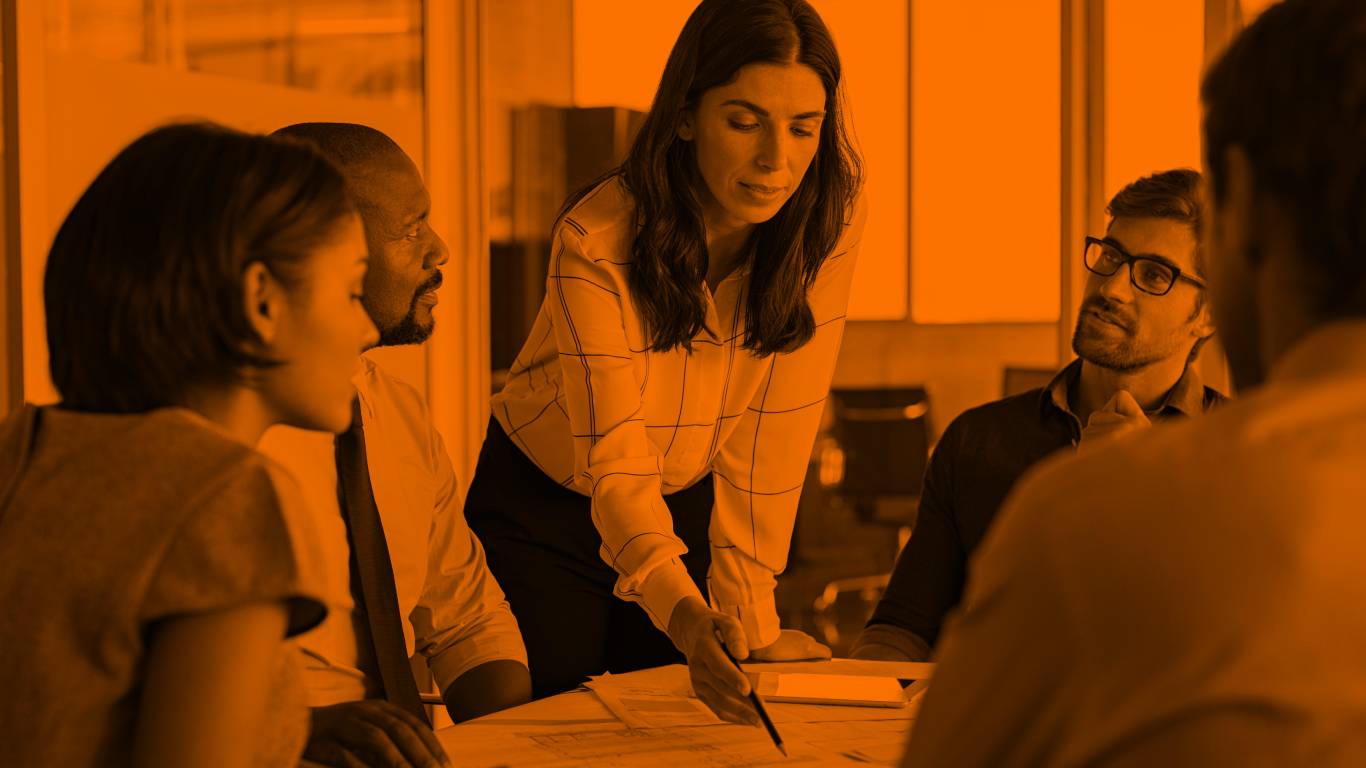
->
[749, 629, 833, 662]
[667, 596, 760, 726]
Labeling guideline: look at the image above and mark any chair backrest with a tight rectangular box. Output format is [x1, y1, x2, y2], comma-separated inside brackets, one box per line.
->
[828, 387, 931, 499]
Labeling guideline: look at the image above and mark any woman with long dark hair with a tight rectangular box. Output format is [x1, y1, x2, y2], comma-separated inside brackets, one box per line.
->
[0, 122, 376, 766]
[465, 0, 865, 722]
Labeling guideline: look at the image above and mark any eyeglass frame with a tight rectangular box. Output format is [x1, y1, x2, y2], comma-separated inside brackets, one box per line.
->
[1083, 235, 1207, 296]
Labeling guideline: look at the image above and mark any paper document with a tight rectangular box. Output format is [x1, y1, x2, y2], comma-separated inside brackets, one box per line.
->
[439, 663, 924, 767]
[585, 674, 723, 729]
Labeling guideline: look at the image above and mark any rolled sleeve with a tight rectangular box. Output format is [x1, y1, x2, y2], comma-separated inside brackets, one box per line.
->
[411, 424, 528, 690]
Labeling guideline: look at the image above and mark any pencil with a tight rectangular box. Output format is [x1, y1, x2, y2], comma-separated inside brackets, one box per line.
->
[714, 630, 787, 757]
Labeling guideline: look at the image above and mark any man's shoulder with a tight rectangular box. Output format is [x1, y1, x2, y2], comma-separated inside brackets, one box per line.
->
[358, 356, 425, 407]
[940, 389, 1050, 445]
[356, 357, 438, 453]
[1005, 392, 1262, 533]
[961, 389, 1047, 421]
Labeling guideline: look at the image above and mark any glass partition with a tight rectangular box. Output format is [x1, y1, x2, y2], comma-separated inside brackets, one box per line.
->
[49, 0, 423, 105]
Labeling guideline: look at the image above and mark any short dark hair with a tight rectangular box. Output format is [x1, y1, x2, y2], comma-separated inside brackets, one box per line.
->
[561, 0, 862, 355]
[1202, 0, 1366, 318]
[1106, 168, 1205, 276]
[270, 122, 403, 173]
[45, 122, 355, 412]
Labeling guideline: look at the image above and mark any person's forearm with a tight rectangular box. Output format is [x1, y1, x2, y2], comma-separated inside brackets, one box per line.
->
[442, 659, 532, 723]
[849, 622, 933, 662]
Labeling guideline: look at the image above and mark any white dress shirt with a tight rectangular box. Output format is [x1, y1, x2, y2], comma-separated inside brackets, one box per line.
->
[260, 355, 527, 705]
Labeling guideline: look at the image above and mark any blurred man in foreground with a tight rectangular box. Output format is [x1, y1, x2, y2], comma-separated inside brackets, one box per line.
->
[906, 1, 1366, 764]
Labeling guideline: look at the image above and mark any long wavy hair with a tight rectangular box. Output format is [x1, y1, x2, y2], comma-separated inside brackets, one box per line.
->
[560, 0, 862, 355]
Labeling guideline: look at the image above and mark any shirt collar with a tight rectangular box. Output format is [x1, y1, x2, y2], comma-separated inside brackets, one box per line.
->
[1038, 357, 1209, 420]
[1153, 358, 1209, 416]
[1039, 359, 1082, 419]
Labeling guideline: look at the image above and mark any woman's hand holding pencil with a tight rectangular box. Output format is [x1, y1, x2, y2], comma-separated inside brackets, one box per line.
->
[667, 596, 761, 726]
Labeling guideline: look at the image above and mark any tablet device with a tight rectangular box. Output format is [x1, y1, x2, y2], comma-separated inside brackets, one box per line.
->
[752, 673, 907, 708]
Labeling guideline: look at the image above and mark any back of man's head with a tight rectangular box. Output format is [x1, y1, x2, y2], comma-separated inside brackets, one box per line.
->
[1202, 0, 1366, 319]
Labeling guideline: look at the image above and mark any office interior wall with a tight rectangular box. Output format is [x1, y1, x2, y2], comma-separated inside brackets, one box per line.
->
[909, 0, 1061, 325]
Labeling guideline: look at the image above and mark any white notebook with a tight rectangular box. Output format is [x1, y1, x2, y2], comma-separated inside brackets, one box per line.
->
[753, 672, 907, 708]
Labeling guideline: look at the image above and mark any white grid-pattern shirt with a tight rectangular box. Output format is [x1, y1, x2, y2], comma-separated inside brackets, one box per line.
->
[491, 176, 866, 647]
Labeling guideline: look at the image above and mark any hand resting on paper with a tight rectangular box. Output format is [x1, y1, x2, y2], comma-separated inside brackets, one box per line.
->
[303, 699, 451, 768]
[668, 596, 757, 725]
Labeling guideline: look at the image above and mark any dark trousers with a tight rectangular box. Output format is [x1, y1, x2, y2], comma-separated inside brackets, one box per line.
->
[464, 418, 712, 699]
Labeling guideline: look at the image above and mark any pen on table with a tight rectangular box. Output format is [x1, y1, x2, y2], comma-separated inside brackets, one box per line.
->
[713, 629, 786, 757]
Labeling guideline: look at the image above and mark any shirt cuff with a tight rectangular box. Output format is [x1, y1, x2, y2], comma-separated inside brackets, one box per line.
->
[634, 559, 705, 635]
[425, 607, 530, 692]
[719, 590, 781, 649]
[850, 623, 933, 662]
[706, 552, 781, 648]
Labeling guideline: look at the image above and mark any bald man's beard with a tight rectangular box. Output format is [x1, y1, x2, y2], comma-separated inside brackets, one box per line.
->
[377, 272, 441, 347]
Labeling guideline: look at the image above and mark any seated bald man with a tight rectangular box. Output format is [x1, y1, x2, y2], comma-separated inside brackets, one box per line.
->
[262, 123, 530, 768]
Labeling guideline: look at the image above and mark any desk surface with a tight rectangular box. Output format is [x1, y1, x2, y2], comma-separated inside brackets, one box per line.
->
[437, 659, 931, 767]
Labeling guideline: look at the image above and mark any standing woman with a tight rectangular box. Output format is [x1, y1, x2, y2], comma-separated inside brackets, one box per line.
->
[465, 0, 865, 722]
[0, 123, 377, 766]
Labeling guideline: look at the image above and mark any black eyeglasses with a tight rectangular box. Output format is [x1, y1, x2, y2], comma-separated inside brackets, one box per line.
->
[1083, 236, 1206, 296]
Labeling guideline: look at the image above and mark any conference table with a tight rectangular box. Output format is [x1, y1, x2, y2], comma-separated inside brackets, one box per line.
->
[436, 659, 933, 767]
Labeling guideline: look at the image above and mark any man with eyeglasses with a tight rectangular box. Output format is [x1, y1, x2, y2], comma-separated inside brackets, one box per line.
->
[852, 169, 1224, 664]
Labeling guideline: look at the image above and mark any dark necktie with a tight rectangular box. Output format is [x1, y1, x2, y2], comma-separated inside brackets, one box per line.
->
[334, 399, 430, 725]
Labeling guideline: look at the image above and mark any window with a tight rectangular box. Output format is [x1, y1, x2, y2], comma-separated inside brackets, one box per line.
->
[1104, 0, 1203, 202]
[909, 0, 1061, 324]
[49, 0, 423, 105]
